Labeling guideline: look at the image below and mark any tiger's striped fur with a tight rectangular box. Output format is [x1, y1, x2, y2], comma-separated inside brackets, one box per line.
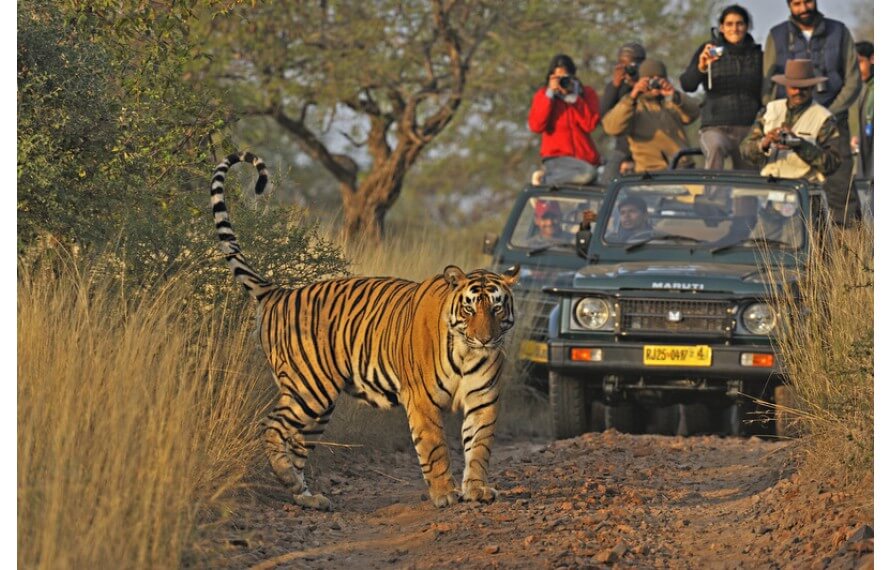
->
[211, 152, 520, 510]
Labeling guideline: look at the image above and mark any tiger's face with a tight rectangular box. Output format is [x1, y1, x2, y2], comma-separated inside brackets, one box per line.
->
[444, 265, 521, 349]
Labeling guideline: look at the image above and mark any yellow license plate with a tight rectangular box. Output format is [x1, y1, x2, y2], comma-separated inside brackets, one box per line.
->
[518, 340, 548, 364]
[643, 345, 712, 367]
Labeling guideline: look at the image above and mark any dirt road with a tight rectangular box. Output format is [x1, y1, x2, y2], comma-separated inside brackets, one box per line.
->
[200, 431, 872, 569]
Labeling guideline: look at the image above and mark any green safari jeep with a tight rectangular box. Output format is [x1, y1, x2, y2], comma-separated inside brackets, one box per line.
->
[545, 170, 830, 437]
[483, 182, 605, 386]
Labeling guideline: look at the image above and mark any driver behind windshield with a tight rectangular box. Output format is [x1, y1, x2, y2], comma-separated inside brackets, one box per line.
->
[712, 194, 801, 248]
[530, 209, 572, 245]
[608, 196, 653, 242]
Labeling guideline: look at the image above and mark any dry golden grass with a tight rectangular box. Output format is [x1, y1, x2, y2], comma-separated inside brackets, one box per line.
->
[765, 223, 873, 486]
[16, 219, 547, 568]
[18, 255, 270, 569]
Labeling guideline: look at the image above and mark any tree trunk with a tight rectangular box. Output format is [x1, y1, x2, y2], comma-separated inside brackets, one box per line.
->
[340, 164, 409, 245]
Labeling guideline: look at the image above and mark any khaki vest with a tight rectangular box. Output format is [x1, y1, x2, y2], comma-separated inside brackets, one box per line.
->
[760, 99, 832, 182]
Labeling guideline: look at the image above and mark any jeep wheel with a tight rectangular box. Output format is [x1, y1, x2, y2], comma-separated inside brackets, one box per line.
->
[591, 400, 606, 433]
[721, 401, 746, 436]
[774, 385, 801, 438]
[721, 399, 770, 437]
[549, 371, 590, 439]
[604, 402, 639, 433]
[646, 404, 678, 435]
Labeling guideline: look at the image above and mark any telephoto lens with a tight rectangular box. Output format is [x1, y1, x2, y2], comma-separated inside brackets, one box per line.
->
[558, 76, 573, 90]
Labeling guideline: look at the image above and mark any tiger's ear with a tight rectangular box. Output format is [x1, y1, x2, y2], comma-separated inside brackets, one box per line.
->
[502, 264, 521, 287]
[443, 265, 467, 288]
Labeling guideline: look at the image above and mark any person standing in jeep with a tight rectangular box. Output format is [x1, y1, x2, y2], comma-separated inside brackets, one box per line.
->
[600, 43, 647, 180]
[741, 59, 841, 183]
[601, 59, 700, 173]
[528, 54, 601, 187]
[762, 0, 861, 224]
[680, 5, 761, 170]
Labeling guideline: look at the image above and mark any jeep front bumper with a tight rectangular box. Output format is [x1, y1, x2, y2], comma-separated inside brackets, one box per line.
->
[548, 339, 783, 381]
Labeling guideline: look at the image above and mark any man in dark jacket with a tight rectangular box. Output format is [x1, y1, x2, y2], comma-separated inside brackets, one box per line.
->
[763, 0, 861, 225]
[600, 42, 646, 181]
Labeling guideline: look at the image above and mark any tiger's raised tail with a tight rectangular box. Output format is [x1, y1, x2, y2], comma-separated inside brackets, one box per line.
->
[210, 152, 276, 302]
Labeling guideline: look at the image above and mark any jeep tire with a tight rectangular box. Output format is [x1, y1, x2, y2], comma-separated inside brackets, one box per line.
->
[549, 371, 590, 439]
[774, 384, 801, 438]
[604, 402, 639, 433]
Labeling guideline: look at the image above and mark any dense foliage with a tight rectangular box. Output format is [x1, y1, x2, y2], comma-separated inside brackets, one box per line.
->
[18, 0, 348, 293]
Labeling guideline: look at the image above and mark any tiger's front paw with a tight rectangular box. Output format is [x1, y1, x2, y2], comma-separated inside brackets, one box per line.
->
[293, 491, 332, 511]
[462, 482, 498, 503]
[431, 490, 460, 508]
[429, 480, 460, 508]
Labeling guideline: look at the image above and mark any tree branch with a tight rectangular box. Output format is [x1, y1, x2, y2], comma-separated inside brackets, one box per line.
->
[271, 105, 358, 190]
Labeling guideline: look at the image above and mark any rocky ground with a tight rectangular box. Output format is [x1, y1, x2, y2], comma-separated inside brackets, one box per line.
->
[195, 431, 873, 569]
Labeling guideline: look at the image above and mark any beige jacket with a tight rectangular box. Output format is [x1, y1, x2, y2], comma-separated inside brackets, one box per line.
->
[602, 92, 701, 172]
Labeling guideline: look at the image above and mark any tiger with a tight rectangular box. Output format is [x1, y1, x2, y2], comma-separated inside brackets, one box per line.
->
[211, 152, 520, 510]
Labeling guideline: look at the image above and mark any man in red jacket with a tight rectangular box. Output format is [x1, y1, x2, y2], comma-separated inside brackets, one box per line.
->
[528, 54, 601, 186]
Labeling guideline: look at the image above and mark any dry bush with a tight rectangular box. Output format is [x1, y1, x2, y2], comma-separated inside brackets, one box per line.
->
[765, 223, 873, 485]
[18, 254, 270, 569]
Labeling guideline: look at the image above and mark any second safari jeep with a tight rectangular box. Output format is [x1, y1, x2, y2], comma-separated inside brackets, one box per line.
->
[483, 182, 605, 387]
[545, 170, 830, 437]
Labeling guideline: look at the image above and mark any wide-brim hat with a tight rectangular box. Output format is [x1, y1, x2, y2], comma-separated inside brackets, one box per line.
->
[771, 59, 828, 87]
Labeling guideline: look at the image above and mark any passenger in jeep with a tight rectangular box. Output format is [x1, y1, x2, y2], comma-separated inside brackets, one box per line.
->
[529, 201, 572, 245]
[607, 195, 653, 242]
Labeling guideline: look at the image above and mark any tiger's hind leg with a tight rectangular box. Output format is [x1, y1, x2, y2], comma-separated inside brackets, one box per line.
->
[263, 394, 335, 511]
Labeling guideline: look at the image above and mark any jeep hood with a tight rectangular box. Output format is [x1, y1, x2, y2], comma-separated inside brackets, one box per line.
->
[572, 261, 795, 295]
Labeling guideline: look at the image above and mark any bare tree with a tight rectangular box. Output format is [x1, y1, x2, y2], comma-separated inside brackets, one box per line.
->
[210, 1, 498, 243]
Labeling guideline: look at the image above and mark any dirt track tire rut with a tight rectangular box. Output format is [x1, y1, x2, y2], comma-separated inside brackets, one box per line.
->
[195, 431, 872, 569]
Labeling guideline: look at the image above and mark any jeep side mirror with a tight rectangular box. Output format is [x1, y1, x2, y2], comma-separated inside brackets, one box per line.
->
[575, 229, 592, 259]
[482, 233, 498, 255]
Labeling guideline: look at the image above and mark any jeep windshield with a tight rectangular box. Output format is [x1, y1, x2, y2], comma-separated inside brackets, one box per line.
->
[509, 195, 603, 251]
[602, 183, 804, 252]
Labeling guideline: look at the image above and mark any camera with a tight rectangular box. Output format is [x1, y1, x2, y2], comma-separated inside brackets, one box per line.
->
[778, 132, 803, 148]
[708, 46, 724, 58]
[558, 76, 574, 90]
[647, 77, 662, 90]
[624, 62, 639, 79]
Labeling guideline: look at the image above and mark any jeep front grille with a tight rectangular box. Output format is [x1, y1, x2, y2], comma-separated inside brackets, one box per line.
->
[618, 298, 733, 337]
[513, 291, 555, 341]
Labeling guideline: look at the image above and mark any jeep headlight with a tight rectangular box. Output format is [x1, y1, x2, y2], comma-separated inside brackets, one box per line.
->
[741, 303, 777, 335]
[574, 297, 612, 330]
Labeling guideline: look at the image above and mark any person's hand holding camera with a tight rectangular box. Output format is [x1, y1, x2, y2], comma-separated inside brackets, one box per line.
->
[611, 62, 627, 87]
[761, 127, 797, 152]
[697, 43, 723, 73]
[549, 73, 576, 96]
[613, 61, 638, 87]
[655, 77, 675, 99]
[629, 77, 651, 100]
